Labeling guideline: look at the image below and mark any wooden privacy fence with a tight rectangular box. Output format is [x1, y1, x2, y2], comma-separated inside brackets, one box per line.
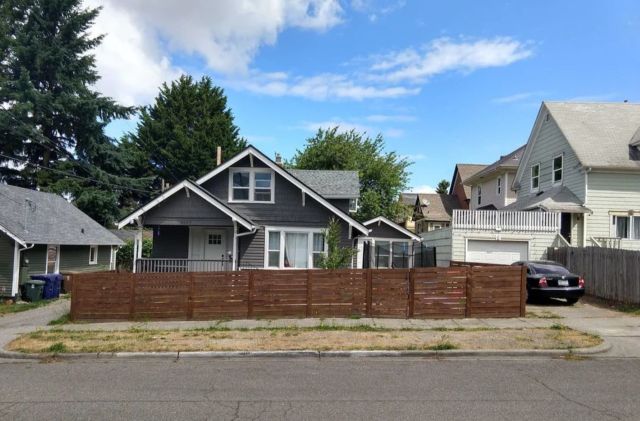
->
[548, 247, 640, 305]
[70, 266, 526, 322]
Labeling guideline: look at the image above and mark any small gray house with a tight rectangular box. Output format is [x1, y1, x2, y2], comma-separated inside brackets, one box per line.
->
[118, 145, 418, 272]
[0, 184, 123, 298]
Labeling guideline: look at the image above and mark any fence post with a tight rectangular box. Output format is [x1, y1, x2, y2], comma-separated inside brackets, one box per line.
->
[187, 273, 194, 320]
[69, 274, 77, 321]
[247, 270, 254, 318]
[128, 273, 136, 320]
[365, 269, 372, 317]
[306, 270, 312, 318]
[465, 267, 472, 318]
[519, 265, 527, 317]
[407, 269, 415, 318]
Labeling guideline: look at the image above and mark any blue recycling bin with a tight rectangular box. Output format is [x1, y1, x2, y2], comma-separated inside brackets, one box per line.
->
[30, 274, 62, 299]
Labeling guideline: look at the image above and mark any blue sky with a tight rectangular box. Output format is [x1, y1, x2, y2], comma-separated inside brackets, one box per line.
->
[96, 0, 640, 192]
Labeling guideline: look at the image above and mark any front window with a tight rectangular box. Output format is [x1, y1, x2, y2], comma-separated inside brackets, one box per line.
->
[531, 164, 540, 190]
[230, 169, 273, 202]
[553, 155, 563, 184]
[266, 229, 326, 269]
[392, 242, 409, 268]
[89, 245, 98, 265]
[375, 241, 390, 268]
[477, 185, 482, 205]
[611, 215, 640, 239]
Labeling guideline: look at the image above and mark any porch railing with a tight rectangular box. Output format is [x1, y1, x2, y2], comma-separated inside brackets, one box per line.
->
[452, 209, 560, 232]
[591, 237, 621, 249]
[135, 258, 232, 273]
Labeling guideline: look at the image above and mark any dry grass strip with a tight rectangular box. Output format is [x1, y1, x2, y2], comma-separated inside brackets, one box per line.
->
[8, 325, 601, 354]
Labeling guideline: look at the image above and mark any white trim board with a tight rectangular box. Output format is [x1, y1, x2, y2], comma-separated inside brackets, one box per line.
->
[362, 216, 422, 241]
[0, 223, 26, 247]
[195, 146, 369, 235]
[117, 180, 254, 230]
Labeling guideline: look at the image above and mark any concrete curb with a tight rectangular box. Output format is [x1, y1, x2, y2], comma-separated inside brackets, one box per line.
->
[0, 341, 612, 360]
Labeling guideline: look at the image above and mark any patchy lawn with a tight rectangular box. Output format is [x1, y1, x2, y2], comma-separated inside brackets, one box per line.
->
[7, 325, 602, 354]
[0, 297, 66, 317]
[526, 309, 562, 319]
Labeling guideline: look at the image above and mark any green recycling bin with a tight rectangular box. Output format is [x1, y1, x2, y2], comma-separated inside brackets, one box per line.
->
[22, 280, 45, 302]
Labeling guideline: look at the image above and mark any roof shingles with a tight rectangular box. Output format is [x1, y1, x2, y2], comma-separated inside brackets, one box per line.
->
[288, 169, 359, 198]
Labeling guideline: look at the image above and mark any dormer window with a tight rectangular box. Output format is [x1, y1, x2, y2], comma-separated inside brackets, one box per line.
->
[229, 168, 274, 203]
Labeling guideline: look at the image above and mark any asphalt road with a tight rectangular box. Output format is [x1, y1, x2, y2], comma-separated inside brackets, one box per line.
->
[0, 357, 638, 420]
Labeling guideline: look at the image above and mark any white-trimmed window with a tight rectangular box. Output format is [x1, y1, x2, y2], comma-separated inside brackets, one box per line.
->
[348, 198, 359, 213]
[229, 168, 274, 203]
[46, 244, 59, 274]
[531, 163, 540, 191]
[611, 214, 640, 239]
[374, 240, 410, 268]
[496, 177, 502, 195]
[552, 155, 563, 184]
[89, 245, 98, 265]
[477, 185, 482, 205]
[265, 228, 327, 269]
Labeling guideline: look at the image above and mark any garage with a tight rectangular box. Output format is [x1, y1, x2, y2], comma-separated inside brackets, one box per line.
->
[466, 240, 528, 265]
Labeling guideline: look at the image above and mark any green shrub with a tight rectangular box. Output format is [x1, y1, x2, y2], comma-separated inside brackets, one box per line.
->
[116, 238, 153, 270]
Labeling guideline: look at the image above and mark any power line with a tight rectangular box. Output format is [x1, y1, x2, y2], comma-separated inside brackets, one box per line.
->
[0, 153, 158, 194]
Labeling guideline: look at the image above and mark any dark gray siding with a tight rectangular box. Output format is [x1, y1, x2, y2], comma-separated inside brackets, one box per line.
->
[0, 234, 14, 296]
[152, 226, 189, 258]
[365, 221, 411, 239]
[329, 199, 351, 213]
[144, 190, 233, 226]
[238, 227, 264, 268]
[22, 244, 47, 277]
[202, 169, 356, 267]
[59, 245, 111, 273]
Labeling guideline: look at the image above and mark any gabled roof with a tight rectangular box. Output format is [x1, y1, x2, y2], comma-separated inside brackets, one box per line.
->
[117, 180, 254, 230]
[288, 169, 359, 199]
[464, 145, 526, 185]
[0, 184, 123, 246]
[363, 216, 421, 241]
[414, 194, 461, 222]
[449, 163, 487, 197]
[545, 102, 640, 170]
[195, 145, 369, 235]
[400, 193, 418, 207]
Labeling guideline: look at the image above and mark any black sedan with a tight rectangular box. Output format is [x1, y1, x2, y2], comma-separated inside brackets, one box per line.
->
[512, 261, 585, 305]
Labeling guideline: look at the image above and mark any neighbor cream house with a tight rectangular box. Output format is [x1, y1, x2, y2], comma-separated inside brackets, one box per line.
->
[466, 145, 525, 210]
[508, 101, 640, 250]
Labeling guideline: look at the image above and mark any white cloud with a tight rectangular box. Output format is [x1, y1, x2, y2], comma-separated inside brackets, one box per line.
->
[85, 0, 343, 105]
[300, 119, 404, 138]
[408, 184, 435, 193]
[369, 37, 533, 84]
[231, 71, 420, 101]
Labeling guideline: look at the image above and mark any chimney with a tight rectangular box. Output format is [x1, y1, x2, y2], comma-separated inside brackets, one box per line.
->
[216, 146, 222, 166]
[275, 153, 283, 167]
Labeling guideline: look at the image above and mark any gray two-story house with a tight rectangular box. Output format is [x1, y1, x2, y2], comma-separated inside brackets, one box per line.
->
[508, 101, 640, 250]
[118, 146, 418, 271]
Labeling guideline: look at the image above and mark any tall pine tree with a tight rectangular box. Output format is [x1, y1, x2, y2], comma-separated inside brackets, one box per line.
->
[0, 0, 152, 225]
[133, 75, 247, 182]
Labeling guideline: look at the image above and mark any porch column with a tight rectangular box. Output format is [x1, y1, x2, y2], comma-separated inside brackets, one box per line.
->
[11, 241, 20, 297]
[232, 220, 238, 271]
[133, 217, 143, 273]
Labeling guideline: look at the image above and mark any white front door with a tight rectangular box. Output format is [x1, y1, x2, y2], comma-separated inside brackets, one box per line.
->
[204, 229, 226, 260]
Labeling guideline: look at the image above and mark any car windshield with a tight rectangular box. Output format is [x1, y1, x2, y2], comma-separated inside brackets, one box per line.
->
[529, 263, 572, 275]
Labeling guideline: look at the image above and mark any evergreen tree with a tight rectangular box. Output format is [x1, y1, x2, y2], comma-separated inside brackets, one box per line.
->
[435, 179, 450, 194]
[290, 128, 410, 222]
[0, 0, 149, 225]
[133, 75, 247, 182]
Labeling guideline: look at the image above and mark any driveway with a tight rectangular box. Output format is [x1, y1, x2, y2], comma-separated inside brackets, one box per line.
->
[528, 300, 640, 358]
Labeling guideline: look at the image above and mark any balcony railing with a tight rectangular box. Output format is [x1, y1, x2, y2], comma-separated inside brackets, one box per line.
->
[452, 209, 561, 232]
[135, 258, 232, 273]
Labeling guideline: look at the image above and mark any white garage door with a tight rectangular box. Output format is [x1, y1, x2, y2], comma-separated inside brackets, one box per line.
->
[466, 240, 528, 265]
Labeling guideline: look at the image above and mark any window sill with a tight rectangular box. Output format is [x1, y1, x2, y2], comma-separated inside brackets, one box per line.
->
[228, 200, 275, 204]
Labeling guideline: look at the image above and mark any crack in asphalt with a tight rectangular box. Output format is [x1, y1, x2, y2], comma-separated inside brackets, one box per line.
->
[525, 372, 624, 420]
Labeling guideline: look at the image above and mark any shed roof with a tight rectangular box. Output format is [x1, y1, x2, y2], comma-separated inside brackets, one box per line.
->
[287, 169, 360, 198]
[415, 193, 462, 222]
[0, 184, 123, 246]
